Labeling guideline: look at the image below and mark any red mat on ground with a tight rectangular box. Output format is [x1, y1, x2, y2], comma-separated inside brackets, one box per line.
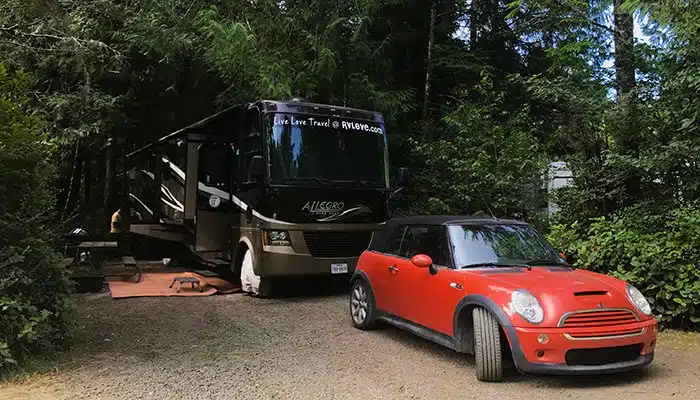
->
[107, 271, 240, 299]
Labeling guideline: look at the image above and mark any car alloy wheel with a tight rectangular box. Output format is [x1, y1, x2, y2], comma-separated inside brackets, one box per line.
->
[350, 279, 376, 330]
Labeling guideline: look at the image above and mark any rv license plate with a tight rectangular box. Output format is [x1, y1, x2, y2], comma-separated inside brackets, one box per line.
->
[331, 263, 348, 274]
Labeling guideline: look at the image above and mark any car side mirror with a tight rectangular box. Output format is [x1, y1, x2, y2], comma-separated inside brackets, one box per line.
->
[411, 254, 439, 275]
[249, 155, 265, 181]
[397, 167, 409, 187]
[559, 251, 574, 265]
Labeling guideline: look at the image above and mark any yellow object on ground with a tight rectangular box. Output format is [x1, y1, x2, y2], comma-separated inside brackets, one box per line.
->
[110, 209, 121, 233]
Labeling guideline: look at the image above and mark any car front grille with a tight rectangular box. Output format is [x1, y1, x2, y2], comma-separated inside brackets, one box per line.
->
[565, 327, 646, 340]
[559, 308, 639, 328]
[302, 231, 372, 258]
[565, 343, 643, 366]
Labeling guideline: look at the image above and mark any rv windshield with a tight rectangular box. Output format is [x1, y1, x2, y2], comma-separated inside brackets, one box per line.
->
[265, 112, 389, 188]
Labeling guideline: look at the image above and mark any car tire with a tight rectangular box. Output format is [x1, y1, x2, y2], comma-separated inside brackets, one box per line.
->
[473, 307, 504, 382]
[349, 279, 376, 330]
[239, 247, 272, 298]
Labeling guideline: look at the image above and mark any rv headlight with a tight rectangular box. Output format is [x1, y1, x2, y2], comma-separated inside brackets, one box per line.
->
[264, 230, 291, 246]
[626, 284, 652, 315]
[511, 289, 544, 324]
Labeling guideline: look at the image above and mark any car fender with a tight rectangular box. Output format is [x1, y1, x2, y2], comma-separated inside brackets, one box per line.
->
[452, 294, 528, 370]
[350, 270, 379, 311]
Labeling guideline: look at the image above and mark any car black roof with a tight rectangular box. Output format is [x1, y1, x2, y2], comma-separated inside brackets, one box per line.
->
[385, 215, 530, 227]
[368, 215, 531, 251]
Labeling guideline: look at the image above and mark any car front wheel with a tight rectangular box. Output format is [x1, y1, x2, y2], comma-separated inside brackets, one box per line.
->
[473, 307, 504, 382]
[350, 279, 376, 330]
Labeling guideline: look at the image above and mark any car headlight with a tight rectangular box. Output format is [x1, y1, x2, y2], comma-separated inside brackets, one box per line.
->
[626, 284, 652, 315]
[511, 289, 544, 324]
[264, 230, 291, 246]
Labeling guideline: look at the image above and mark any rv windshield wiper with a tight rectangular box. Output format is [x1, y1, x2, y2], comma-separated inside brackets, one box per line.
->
[280, 177, 333, 185]
[330, 179, 381, 187]
[458, 262, 531, 270]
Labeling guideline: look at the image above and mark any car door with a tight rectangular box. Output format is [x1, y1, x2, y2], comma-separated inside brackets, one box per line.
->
[395, 225, 464, 336]
[365, 225, 406, 315]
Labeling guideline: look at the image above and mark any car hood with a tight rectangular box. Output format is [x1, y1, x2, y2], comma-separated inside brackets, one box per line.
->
[463, 266, 642, 326]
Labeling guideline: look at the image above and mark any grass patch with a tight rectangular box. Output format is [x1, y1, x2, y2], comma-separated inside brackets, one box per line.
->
[0, 354, 64, 383]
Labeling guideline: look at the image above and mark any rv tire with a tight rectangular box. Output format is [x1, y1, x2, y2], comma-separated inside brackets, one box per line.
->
[239, 247, 272, 298]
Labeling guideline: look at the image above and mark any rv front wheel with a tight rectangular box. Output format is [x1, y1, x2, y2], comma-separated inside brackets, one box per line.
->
[239, 248, 272, 297]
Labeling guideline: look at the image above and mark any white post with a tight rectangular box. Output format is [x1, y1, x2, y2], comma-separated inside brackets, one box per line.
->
[548, 161, 573, 214]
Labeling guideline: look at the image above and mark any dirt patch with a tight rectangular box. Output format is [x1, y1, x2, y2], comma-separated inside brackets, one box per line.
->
[1, 290, 698, 400]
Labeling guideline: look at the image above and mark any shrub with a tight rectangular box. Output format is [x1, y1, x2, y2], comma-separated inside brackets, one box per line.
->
[0, 65, 75, 371]
[548, 202, 700, 330]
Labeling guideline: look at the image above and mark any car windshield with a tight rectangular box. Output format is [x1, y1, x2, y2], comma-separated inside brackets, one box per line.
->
[265, 112, 389, 188]
[447, 223, 566, 268]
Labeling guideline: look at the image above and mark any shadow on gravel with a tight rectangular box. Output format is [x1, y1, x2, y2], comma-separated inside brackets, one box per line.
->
[263, 275, 351, 300]
[375, 323, 661, 387]
[517, 366, 658, 388]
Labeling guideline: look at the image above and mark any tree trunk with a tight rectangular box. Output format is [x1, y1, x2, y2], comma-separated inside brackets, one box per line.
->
[613, 0, 636, 98]
[422, 2, 436, 120]
[613, 0, 640, 201]
[62, 140, 81, 219]
[104, 136, 113, 215]
[84, 157, 91, 206]
[469, 0, 478, 50]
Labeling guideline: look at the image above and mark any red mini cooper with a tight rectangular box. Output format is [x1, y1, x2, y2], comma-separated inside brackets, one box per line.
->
[349, 216, 658, 382]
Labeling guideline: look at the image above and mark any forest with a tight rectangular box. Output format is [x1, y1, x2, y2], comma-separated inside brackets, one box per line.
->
[1, 0, 699, 370]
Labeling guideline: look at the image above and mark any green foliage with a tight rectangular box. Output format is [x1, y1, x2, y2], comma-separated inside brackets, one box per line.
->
[0, 65, 75, 371]
[0, 2, 698, 380]
[407, 75, 548, 220]
[549, 202, 700, 329]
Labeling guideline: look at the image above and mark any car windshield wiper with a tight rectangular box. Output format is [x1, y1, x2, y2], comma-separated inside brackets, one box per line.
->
[524, 259, 573, 268]
[458, 262, 531, 270]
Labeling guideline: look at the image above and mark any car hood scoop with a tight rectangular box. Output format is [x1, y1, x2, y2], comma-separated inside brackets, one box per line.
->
[573, 290, 609, 296]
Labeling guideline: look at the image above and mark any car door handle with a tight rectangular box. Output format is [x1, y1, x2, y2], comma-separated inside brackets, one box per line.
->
[449, 282, 463, 290]
[388, 265, 399, 273]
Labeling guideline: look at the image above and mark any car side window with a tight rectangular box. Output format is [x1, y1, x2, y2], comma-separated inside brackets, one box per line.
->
[399, 225, 451, 267]
[385, 225, 406, 255]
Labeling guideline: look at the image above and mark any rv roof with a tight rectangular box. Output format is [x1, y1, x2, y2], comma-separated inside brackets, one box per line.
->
[256, 100, 384, 123]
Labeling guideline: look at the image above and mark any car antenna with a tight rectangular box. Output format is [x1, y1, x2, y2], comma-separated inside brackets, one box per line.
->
[475, 186, 497, 221]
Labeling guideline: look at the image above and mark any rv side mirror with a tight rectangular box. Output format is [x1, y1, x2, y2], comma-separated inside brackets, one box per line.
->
[397, 167, 409, 186]
[249, 155, 265, 181]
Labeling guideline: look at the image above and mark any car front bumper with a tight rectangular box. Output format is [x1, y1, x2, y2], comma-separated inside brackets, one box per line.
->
[507, 318, 658, 375]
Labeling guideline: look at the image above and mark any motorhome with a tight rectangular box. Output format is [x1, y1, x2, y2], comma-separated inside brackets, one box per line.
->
[125, 99, 408, 296]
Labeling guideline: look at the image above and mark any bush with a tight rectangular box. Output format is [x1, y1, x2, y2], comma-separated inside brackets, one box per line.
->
[0, 65, 75, 372]
[548, 202, 700, 330]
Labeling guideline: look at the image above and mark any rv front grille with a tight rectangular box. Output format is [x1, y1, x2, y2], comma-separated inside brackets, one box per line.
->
[302, 231, 372, 258]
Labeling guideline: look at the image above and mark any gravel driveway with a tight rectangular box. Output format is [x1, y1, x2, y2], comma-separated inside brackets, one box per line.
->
[2, 287, 698, 400]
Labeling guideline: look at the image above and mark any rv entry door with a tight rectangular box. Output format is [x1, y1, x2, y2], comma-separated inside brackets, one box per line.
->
[195, 142, 234, 256]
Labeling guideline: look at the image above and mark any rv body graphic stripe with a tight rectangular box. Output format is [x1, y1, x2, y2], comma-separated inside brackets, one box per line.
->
[128, 193, 154, 216]
[316, 205, 373, 222]
[140, 169, 185, 209]
[160, 156, 295, 226]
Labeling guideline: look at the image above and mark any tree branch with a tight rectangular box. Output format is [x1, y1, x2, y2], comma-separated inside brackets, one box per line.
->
[0, 24, 120, 55]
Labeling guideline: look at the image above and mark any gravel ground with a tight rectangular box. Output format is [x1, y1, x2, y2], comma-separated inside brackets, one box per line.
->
[1, 286, 698, 400]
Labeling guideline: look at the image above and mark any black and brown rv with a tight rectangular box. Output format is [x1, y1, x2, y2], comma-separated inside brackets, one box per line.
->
[125, 99, 408, 296]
